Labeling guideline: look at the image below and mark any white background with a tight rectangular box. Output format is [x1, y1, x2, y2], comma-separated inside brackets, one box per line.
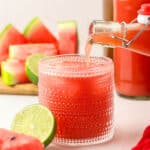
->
[0, 0, 113, 55]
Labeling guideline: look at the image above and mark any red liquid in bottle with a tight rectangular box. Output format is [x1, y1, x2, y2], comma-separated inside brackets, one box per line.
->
[113, 0, 150, 97]
[91, 23, 150, 56]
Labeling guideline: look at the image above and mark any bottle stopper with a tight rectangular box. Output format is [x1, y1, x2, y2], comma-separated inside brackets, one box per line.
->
[137, 3, 150, 24]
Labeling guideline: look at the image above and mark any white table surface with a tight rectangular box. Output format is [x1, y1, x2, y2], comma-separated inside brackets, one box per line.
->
[0, 94, 150, 150]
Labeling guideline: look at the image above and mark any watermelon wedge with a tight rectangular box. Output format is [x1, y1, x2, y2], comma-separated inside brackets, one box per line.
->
[0, 129, 11, 149]
[58, 21, 78, 54]
[0, 24, 28, 63]
[0, 128, 44, 150]
[24, 17, 58, 48]
[1, 59, 29, 85]
[9, 44, 58, 61]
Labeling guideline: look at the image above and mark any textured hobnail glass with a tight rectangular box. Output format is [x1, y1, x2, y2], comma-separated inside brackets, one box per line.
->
[38, 54, 114, 146]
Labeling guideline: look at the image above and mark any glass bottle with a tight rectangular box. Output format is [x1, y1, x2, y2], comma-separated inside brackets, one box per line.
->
[89, 2, 150, 98]
[114, 1, 150, 98]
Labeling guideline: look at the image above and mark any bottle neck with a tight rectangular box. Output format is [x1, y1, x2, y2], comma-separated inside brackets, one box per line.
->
[88, 20, 150, 54]
[89, 20, 121, 35]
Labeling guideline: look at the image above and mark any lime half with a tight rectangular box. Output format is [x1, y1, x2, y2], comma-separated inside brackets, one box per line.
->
[11, 104, 56, 147]
[25, 53, 46, 84]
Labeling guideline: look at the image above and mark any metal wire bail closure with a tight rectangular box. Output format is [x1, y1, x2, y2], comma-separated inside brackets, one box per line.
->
[112, 3, 150, 48]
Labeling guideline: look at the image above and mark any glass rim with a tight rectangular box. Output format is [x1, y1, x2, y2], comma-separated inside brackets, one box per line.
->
[39, 54, 113, 77]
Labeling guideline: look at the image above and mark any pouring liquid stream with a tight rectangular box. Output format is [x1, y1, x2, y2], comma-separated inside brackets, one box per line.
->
[85, 37, 93, 64]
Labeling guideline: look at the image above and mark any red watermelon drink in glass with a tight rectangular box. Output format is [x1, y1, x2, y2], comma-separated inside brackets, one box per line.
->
[38, 54, 114, 145]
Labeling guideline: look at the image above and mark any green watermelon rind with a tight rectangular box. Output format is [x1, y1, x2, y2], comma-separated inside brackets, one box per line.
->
[2, 71, 16, 85]
[9, 46, 15, 58]
[0, 24, 28, 65]
[0, 24, 13, 39]
[58, 20, 77, 30]
[58, 20, 79, 53]
[23, 17, 40, 36]
[1, 62, 17, 85]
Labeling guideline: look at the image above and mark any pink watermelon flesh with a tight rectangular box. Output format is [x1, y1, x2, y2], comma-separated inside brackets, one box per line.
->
[1, 59, 29, 85]
[24, 17, 58, 49]
[0, 24, 28, 63]
[9, 43, 58, 61]
[58, 21, 78, 54]
[0, 128, 44, 150]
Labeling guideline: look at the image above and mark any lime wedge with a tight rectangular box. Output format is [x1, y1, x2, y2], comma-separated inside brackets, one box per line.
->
[25, 53, 46, 84]
[11, 104, 56, 147]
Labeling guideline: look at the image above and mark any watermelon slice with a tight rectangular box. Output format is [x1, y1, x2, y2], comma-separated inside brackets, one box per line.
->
[1, 59, 29, 85]
[24, 17, 58, 48]
[0, 129, 10, 149]
[9, 44, 58, 61]
[0, 24, 28, 63]
[0, 128, 44, 150]
[58, 21, 78, 54]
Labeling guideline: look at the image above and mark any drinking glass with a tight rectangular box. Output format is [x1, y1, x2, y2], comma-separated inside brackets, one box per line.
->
[38, 54, 114, 145]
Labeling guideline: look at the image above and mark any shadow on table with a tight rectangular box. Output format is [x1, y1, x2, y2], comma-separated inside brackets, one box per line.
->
[46, 127, 138, 150]
[46, 144, 81, 150]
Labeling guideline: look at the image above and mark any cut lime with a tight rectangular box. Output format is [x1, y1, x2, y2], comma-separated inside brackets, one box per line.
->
[25, 53, 46, 84]
[11, 104, 56, 147]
